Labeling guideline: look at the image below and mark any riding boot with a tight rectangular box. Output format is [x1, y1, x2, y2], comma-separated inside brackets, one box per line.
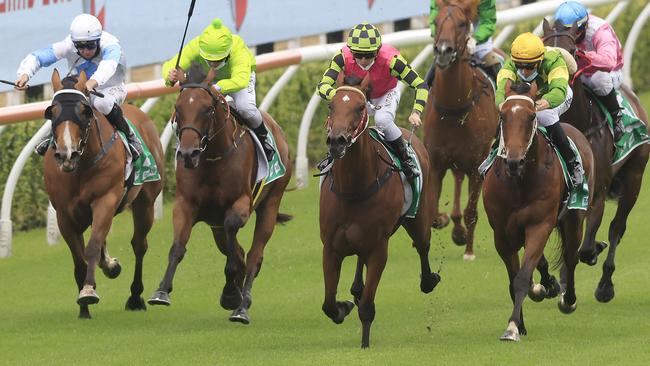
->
[35, 136, 52, 155]
[597, 90, 625, 142]
[387, 137, 420, 181]
[490, 122, 501, 151]
[424, 62, 435, 89]
[547, 123, 584, 187]
[252, 124, 274, 161]
[106, 104, 143, 161]
[481, 51, 502, 83]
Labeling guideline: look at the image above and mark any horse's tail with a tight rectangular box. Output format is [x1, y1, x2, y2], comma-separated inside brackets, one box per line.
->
[276, 213, 293, 224]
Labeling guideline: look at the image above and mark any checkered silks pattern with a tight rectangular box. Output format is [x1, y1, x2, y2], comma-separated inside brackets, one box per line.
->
[347, 23, 382, 51]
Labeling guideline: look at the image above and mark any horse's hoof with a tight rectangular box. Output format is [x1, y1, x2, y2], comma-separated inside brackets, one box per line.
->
[463, 253, 475, 261]
[147, 291, 171, 306]
[220, 288, 243, 310]
[595, 282, 615, 303]
[528, 283, 547, 303]
[420, 272, 441, 293]
[543, 276, 561, 299]
[558, 293, 577, 314]
[432, 213, 450, 229]
[101, 258, 122, 279]
[125, 296, 147, 311]
[229, 307, 250, 325]
[332, 301, 355, 324]
[499, 321, 520, 342]
[452, 227, 467, 246]
[579, 242, 607, 266]
[77, 286, 100, 306]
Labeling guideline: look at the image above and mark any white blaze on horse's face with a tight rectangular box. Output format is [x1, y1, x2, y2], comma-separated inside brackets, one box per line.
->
[342, 94, 350, 103]
[189, 97, 194, 105]
[62, 123, 75, 158]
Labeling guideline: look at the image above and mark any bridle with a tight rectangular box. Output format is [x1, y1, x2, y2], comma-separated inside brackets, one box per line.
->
[326, 86, 369, 146]
[497, 95, 538, 160]
[49, 89, 94, 156]
[434, 3, 472, 65]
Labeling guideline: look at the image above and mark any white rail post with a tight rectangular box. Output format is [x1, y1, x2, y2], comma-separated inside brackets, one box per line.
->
[260, 65, 301, 112]
[296, 92, 323, 189]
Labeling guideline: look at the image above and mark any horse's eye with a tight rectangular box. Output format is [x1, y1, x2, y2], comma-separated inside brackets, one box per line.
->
[459, 22, 467, 28]
[529, 114, 536, 121]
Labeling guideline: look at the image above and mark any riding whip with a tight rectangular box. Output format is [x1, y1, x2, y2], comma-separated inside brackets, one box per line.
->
[175, 0, 198, 70]
[0, 79, 28, 89]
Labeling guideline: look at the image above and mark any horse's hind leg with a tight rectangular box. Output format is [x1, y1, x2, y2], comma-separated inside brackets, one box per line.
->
[322, 246, 354, 325]
[430, 165, 450, 229]
[358, 243, 388, 348]
[597, 161, 646, 303]
[229, 192, 283, 324]
[578, 195, 607, 266]
[148, 200, 197, 306]
[58, 216, 90, 319]
[461, 173, 482, 261]
[403, 218, 440, 294]
[530, 255, 560, 302]
[450, 170, 468, 247]
[124, 194, 154, 311]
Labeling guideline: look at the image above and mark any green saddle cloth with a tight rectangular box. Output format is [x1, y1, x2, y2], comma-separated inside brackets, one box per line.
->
[117, 119, 161, 186]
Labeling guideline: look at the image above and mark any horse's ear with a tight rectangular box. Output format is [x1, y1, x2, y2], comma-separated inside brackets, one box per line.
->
[203, 67, 216, 86]
[542, 18, 552, 36]
[51, 69, 62, 92]
[177, 67, 187, 85]
[75, 71, 88, 91]
[335, 71, 345, 87]
[529, 81, 539, 97]
[359, 73, 371, 92]
[569, 21, 580, 36]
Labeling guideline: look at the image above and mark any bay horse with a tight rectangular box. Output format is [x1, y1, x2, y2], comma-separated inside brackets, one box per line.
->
[44, 69, 164, 318]
[425, 0, 500, 260]
[543, 19, 650, 302]
[483, 80, 594, 342]
[320, 73, 440, 348]
[148, 64, 292, 324]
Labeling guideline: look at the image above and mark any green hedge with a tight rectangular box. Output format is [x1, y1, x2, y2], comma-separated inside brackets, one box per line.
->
[1, 1, 649, 230]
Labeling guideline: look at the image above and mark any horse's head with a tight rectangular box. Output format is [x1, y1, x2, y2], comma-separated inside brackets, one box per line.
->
[174, 62, 230, 168]
[433, 0, 477, 68]
[325, 73, 371, 159]
[500, 79, 539, 178]
[45, 69, 94, 172]
[542, 18, 581, 56]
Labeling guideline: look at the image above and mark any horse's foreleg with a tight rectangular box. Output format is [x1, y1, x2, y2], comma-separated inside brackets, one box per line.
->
[358, 242, 388, 349]
[461, 174, 482, 261]
[578, 195, 607, 266]
[430, 166, 449, 229]
[220, 196, 250, 311]
[322, 246, 353, 325]
[79, 196, 119, 306]
[494, 230, 521, 341]
[125, 195, 154, 311]
[148, 199, 196, 306]
[450, 170, 467, 246]
[403, 216, 440, 294]
[597, 164, 645, 303]
[557, 212, 583, 314]
[350, 258, 365, 304]
[57, 215, 90, 318]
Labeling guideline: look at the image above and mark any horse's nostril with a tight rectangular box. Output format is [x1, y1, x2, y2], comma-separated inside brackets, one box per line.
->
[336, 136, 347, 146]
[70, 151, 80, 160]
[190, 149, 201, 159]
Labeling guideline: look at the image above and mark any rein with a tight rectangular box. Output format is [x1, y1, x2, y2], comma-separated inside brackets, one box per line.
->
[326, 86, 370, 143]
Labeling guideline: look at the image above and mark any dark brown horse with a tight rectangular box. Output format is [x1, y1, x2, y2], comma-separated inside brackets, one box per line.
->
[320, 73, 440, 348]
[425, 0, 499, 260]
[543, 19, 650, 302]
[44, 69, 164, 318]
[483, 81, 594, 342]
[148, 65, 292, 324]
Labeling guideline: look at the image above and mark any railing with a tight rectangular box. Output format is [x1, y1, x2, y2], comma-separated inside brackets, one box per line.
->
[0, 0, 637, 257]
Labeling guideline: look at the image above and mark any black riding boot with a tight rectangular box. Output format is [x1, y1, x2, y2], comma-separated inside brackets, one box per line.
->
[388, 137, 420, 181]
[252, 124, 274, 161]
[106, 104, 143, 161]
[547, 123, 584, 187]
[424, 62, 435, 89]
[483, 63, 501, 83]
[598, 90, 625, 142]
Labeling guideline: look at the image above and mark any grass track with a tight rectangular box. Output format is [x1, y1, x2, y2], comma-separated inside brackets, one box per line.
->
[2, 96, 650, 365]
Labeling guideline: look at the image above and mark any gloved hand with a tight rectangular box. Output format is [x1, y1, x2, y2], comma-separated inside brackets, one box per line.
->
[466, 37, 477, 55]
[14, 74, 29, 90]
[408, 110, 422, 127]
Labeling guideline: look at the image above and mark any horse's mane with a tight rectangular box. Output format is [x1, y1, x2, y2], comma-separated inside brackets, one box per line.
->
[510, 82, 532, 95]
[185, 62, 208, 84]
[438, 0, 479, 20]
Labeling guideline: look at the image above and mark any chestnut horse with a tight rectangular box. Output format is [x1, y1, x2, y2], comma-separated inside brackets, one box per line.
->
[483, 81, 594, 341]
[543, 19, 650, 302]
[148, 65, 292, 324]
[43, 70, 164, 318]
[425, 0, 499, 260]
[320, 74, 440, 348]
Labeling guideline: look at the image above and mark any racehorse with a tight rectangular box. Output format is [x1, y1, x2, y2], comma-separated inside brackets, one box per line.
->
[148, 64, 292, 324]
[320, 73, 440, 348]
[425, 0, 500, 260]
[543, 19, 650, 302]
[44, 69, 164, 318]
[482, 80, 594, 341]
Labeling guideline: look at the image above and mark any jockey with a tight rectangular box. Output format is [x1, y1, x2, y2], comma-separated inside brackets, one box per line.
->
[495, 32, 584, 186]
[554, 0, 625, 141]
[317, 22, 427, 181]
[425, 0, 501, 85]
[163, 18, 274, 161]
[16, 14, 143, 160]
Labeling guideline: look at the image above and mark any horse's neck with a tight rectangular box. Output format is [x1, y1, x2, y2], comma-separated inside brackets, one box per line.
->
[433, 60, 473, 105]
[565, 79, 596, 131]
[202, 116, 239, 159]
[83, 114, 119, 164]
[332, 133, 380, 190]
